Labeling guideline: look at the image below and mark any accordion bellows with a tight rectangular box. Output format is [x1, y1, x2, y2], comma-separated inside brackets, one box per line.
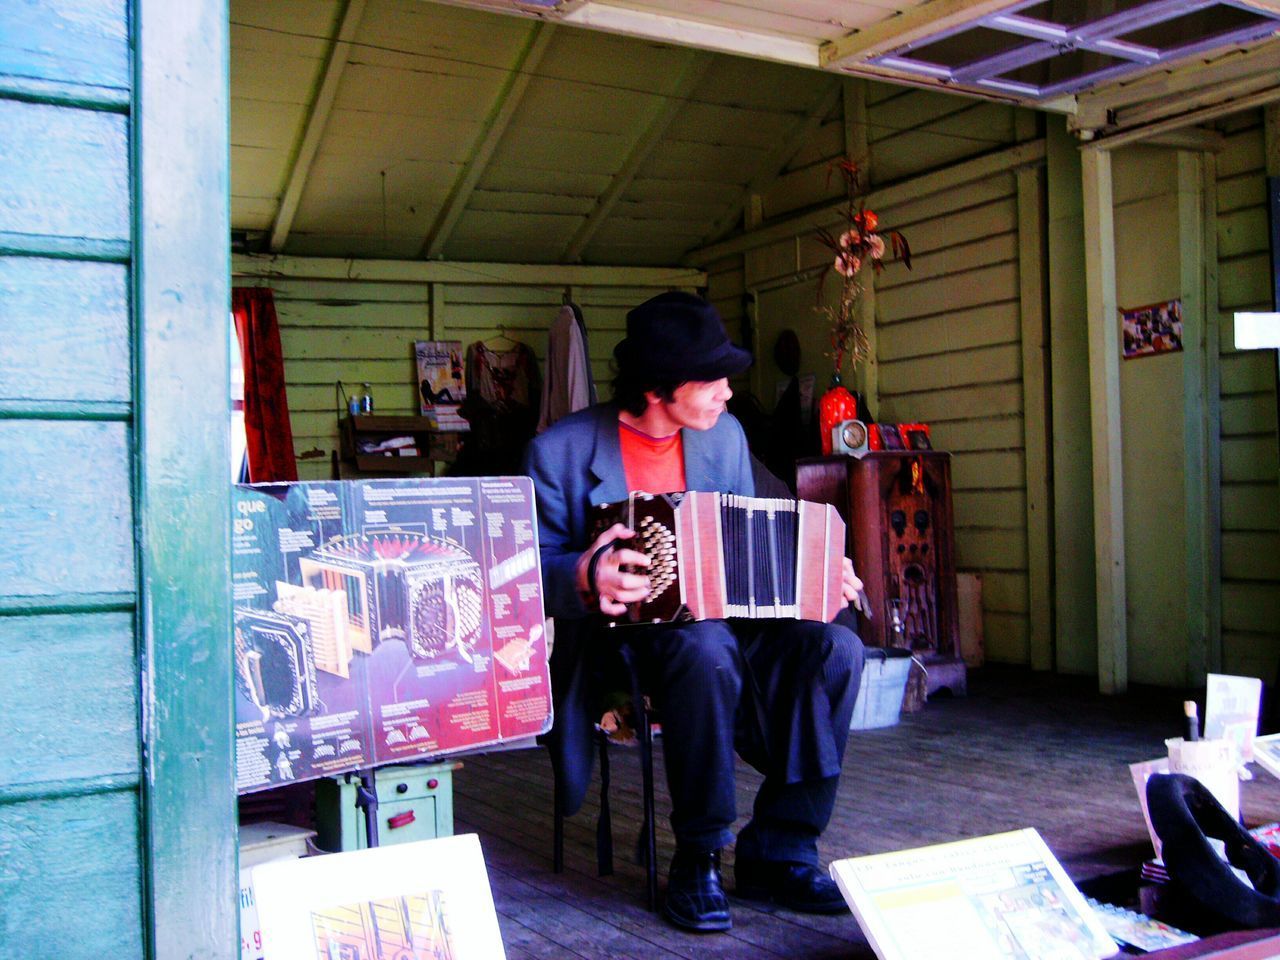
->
[594, 491, 847, 625]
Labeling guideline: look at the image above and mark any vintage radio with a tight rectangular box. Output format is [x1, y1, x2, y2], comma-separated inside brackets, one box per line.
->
[592, 491, 846, 625]
[796, 452, 963, 696]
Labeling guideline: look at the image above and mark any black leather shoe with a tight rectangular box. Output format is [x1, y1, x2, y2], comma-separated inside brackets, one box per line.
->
[663, 848, 732, 932]
[735, 859, 847, 914]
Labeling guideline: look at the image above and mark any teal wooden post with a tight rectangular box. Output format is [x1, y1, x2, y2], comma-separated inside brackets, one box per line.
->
[134, 0, 236, 955]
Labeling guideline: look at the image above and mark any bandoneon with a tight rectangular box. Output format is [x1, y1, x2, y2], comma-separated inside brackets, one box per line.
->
[593, 491, 846, 625]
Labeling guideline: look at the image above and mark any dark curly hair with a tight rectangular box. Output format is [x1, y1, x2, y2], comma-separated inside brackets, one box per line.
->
[611, 370, 682, 417]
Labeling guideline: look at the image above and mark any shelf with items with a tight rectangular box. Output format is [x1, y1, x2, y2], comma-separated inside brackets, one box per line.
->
[338, 414, 463, 474]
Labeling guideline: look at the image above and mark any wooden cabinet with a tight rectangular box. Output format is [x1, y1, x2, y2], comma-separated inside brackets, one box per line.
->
[338, 415, 461, 475]
[797, 452, 965, 696]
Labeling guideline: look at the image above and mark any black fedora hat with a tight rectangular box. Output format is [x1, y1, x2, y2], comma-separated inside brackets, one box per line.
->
[614, 291, 753, 382]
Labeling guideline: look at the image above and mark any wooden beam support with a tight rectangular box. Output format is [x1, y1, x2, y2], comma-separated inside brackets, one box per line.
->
[430, 282, 445, 342]
[135, 0, 235, 952]
[562, 51, 712, 263]
[1018, 163, 1054, 671]
[1179, 150, 1222, 684]
[420, 22, 556, 260]
[233, 252, 706, 288]
[1081, 147, 1127, 694]
[269, 0, 366, 253]
[561, 2, 819, 67]
[1072, 39, 1280, 135]
[1090, 82, 1280, 150]
[819, 0, 1022, 67]
[1266, 103, 1280, 174]
[1140, 127, 1227, 153]
[704, 81, 843, 245]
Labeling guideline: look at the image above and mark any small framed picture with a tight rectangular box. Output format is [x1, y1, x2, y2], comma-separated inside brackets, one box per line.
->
[902, 424, 932, 450]
[879, 424, 904, 450]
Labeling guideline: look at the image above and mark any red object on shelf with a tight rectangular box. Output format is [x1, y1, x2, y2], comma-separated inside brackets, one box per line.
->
[818, 376, 859, 456]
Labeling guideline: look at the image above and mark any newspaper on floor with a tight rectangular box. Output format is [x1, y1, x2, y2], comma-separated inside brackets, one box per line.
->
[830, 828, 1118, 960]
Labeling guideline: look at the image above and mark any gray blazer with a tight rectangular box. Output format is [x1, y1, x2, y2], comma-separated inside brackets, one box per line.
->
[522, 402, 755, 815]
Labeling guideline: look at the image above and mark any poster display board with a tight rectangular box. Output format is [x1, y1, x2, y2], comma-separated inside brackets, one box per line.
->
[233, 477, 550, 793]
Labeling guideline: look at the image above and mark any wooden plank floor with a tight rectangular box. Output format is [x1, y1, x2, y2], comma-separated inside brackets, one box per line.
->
[454, 666, 1280, 959]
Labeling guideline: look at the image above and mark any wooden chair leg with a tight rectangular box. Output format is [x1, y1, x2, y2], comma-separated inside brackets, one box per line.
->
[553, 733, 615, 876]
[638, 698, 658, 911]
[553, 759, 564, 873]
[596, 731, 613, 876]
[621, 643, 658, 911]
[553, 806, 564, 873]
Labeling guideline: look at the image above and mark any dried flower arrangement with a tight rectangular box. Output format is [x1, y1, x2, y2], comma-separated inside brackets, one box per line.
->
[815, 158, 911, 376]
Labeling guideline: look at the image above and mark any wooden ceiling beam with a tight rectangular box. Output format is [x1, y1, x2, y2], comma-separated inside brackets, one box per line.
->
[819, 0, 1022, 68]
[702, 80, 844, 246]
[1091, 81, 1280, 149]
[1072, 39, 1280, 126]
[561, 2, 819, 67]
[233, 252, 705, 287]
[561, 50, 713, 264]
[419, 21, 556, 260]
[1139, 127, 1226, 152]
[269, 0, 366, 254]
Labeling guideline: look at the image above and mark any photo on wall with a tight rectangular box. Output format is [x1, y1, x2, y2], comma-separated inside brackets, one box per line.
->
[1122, 298, 1183, 359]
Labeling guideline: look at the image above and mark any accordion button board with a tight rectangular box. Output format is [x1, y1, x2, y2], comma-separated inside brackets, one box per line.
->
[591, 491, 846, 626]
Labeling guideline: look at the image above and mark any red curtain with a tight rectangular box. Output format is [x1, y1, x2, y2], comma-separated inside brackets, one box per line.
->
[232, 287, 298, 482]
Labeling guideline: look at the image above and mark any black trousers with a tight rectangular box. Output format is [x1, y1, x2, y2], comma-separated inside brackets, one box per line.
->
[630, 614, 864, 864]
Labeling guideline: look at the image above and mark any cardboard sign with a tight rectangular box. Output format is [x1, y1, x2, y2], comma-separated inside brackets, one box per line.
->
[232, 477, 550, 792]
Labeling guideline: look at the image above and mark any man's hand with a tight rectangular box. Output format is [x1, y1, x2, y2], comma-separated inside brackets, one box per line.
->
[575, 522, 653, 617]
[842, 557, 866, 612]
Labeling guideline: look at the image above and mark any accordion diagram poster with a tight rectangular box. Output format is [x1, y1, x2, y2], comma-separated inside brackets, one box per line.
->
[233, 477, 550, 793]
[830, 828, 1117, 960]
[252, 833, 505, 960]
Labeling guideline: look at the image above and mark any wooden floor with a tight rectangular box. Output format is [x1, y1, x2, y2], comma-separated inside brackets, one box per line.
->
[454, 666, 1280, 959]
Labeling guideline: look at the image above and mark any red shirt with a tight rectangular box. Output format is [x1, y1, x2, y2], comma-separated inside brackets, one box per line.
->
[618, 420, 685, 494]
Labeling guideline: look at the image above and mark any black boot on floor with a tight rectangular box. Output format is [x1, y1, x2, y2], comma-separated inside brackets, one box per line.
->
[663, 848, 732, 932]
[735, 859, 847, 914]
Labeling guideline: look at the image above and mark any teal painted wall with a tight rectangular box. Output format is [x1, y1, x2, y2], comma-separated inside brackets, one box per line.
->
[0, 2, 144, 953]
[1, 0, 235, 955]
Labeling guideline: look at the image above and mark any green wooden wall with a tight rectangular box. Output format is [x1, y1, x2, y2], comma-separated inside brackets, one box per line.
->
[234, 260, 705, 480]
[698, 87, 1280, 684]
[874, 168, 1034, 663]
[701, 82, 1046, 666]
[1215, 112, 1280, 680]
[1, 0, 235, 955]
